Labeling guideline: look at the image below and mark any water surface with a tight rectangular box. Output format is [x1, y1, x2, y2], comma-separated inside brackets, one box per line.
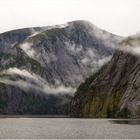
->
[0, 118, 139, 139]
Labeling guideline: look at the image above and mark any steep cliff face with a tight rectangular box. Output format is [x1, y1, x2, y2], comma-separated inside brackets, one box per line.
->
[71, 35, 140, 118]
[0, 20, 122, 114]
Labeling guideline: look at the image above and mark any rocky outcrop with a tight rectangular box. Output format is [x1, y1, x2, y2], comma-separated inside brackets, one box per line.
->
[71, 35, 140, 118]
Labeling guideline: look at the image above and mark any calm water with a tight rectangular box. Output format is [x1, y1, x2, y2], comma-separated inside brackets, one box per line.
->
[0, 118, 140, 139]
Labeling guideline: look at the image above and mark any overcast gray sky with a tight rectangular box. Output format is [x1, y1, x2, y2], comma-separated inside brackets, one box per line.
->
[0, 0, 140, 36]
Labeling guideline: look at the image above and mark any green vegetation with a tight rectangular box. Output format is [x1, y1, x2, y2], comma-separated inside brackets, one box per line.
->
[0, 47, 43, 76]
[81, 91, 130, 118]
[116, 108, 131, 118]
[44, 28, 65, 37]
[72, 60, 132, 118]
[31, 28, 65, 42]
[0, 100, 8, 109]
[21, 93, 71, 115]
[75, 63, 108, 96]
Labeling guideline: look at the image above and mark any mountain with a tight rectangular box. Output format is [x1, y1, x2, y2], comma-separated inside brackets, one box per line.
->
[0, 20, 122, 114]
[70, 34, 140, 118]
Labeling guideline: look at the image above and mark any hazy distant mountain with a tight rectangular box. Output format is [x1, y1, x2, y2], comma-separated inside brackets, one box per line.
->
[71, 34, 140, 118]
[0, 20, 122, 114]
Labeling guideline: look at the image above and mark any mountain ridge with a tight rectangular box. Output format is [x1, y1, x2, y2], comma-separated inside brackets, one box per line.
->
[0, 20, 122, 114]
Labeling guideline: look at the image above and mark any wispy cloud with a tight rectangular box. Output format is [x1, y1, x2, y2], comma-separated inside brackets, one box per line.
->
[118, 35, 140, 56]
[20, 42, 35, 58]
[19, 41, 58, 66]
[97, 56, 111, 67]
[3, 67, 36, 80]
[65, 41, 83, 52]
[0, 67, 76, 95]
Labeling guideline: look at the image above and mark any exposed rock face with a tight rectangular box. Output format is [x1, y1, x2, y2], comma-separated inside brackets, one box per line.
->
[71, 35, 140, 118]
[0, 27, 48, 54]
[0, 20, 121, 114]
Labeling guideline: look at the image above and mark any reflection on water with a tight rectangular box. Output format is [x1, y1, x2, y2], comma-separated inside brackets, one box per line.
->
[110, 119, 140, 125]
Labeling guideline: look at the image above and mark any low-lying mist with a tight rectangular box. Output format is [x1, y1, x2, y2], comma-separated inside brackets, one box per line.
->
[0, 67, 76, 95]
